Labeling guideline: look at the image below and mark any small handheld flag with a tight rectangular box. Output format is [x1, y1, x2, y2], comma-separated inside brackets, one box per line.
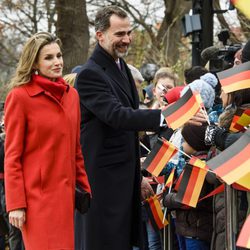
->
[144, 195, 169, 231]
[231, 0, 250, 19]
[206, 128, 250, 185]
[217, 61, 250, 93]
[162, 88, 202, 130]
[175, 164, 208, 208]
[142, 138, 177, 177]
[236, 214, 250, 248]
[165, 167, 175, 189]
[189, 156, 208, 170]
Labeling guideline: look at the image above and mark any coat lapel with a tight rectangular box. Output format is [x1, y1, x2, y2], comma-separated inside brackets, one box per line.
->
[90, 44, 138, 107]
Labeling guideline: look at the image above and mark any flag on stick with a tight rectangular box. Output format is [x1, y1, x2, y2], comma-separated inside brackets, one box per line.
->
[232, 172, 250, 191]
[175, 164, 208, 208]
[217, 61, 250, 93]
[206, 129, 250, 185]
[174, 171, 184, 191]
[236, 214, 250, 248]
[231, 0, 250, 19]
[230, 108, 246, 132]
[189, 156, 209, 170]
[142, 138, 178, 177]
[230, 109, 250, 132]
[144, 195, 168, 231]
[165, 167, 175, 189]
[162, 88, 202, 130]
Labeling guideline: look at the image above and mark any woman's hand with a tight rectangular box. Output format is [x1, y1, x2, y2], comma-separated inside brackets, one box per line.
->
[9, 209, 26, 230]
[187, 110, 207, 126]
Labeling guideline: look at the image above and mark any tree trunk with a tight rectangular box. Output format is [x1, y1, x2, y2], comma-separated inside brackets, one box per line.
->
[56, 0, 89, 74]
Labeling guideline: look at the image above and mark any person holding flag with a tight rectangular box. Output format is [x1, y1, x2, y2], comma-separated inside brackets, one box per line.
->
[204, 48, 250, 249]
[163, 123, 215, 250]
[75, 5, 208, 250]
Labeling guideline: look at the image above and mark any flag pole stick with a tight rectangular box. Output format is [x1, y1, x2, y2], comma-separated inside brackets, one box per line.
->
[177, 148, 192, 159]
[200, 106, 210, 125]
[139, 141, 150, 153]
[162, 167, 176, 223]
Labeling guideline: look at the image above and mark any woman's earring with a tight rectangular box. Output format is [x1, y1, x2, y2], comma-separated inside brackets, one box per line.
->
[34, 69, 39, 75]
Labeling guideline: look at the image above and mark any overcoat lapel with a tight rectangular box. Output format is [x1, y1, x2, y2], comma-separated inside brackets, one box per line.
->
[90, 44, 138, 108]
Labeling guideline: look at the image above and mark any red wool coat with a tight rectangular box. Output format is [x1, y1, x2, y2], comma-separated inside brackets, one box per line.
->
[4, 79, 91, 250]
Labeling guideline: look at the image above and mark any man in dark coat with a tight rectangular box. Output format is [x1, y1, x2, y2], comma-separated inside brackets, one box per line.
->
[75, 5, 161, 250]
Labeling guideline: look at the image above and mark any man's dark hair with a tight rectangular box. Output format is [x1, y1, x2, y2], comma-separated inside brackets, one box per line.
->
[184, 66, 208, 84]
[95, 6, 128, 32]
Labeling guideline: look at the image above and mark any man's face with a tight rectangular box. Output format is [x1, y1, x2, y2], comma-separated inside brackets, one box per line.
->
[97, 15, 132, 60]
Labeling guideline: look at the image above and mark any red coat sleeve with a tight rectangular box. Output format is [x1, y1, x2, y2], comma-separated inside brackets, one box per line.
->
[4, 90, 27, 212]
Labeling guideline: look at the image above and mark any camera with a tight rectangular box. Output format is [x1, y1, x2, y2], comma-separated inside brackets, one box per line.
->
[201, 29, 242, 73]
[209, 44, 242, 73]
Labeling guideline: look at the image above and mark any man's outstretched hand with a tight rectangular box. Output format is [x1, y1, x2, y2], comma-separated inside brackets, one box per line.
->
[141, 177, 154, 200]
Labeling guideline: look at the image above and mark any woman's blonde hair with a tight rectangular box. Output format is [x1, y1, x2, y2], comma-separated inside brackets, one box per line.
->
[63, 73, 77, 87]
[9, 32, 62, 90]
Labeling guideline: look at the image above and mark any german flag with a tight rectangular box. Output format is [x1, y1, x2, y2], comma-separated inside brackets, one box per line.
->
[232, 172, 250, 191]
[165, 167, 175, 189]
[174, 171, 184, 191]
[231, 0, 250, 19]
[230, 108, 245, 132]
[217, 61, 250, 93]
[231, 109, 250, 132]
[236, 214, 250, 248]
[175, 164, 208, 208]
[144, 195, 168, 231]
[189, 156, 208, 170]
[162, 88, 202, 130]
[142, 138, 177, 177]
[206, 129, 250, 185]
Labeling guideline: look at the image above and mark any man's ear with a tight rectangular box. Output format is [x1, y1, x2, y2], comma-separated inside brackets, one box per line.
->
[96, 31, 104, 42]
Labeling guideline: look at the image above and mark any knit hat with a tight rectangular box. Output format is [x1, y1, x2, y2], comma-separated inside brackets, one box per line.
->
[164, 86, 184, 104]
[181, 73, 218, 109]
[200, 73, 218, 88]
[181, 123, 210, 151]
[242, 39, 250, 63]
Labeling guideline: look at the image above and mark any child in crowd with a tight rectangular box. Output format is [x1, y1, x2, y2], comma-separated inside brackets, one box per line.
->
[151, 69, 177, 109]
[163, 123, 214, 250]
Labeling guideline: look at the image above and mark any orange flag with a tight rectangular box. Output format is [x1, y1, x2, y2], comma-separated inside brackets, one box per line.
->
[231, 0, 250, 19]
[189, 156, 209, 170]
[142, 139, 177, 177]
[236, 214, 250, 248]
[144, 195, 168, 230]
[175, 164, 208, 208]
[162, 88, 202, 130]
[206, 129, 250, 185]
[165, 167, 175, 189]
[217, 61, 250, 93]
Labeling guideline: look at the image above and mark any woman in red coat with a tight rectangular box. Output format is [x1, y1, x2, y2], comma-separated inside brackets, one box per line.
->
[4, 32, 91, 250]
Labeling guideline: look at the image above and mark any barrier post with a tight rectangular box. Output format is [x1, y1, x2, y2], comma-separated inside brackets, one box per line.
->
[225, 185, 236, 250]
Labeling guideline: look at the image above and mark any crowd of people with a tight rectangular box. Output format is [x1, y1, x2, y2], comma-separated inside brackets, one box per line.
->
[0, 4, 249, 250]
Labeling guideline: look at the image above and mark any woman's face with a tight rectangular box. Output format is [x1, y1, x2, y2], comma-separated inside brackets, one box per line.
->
[34, 43, 63, 81]
[220, 89, 231, 108]
[153, 77, 175, 106]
